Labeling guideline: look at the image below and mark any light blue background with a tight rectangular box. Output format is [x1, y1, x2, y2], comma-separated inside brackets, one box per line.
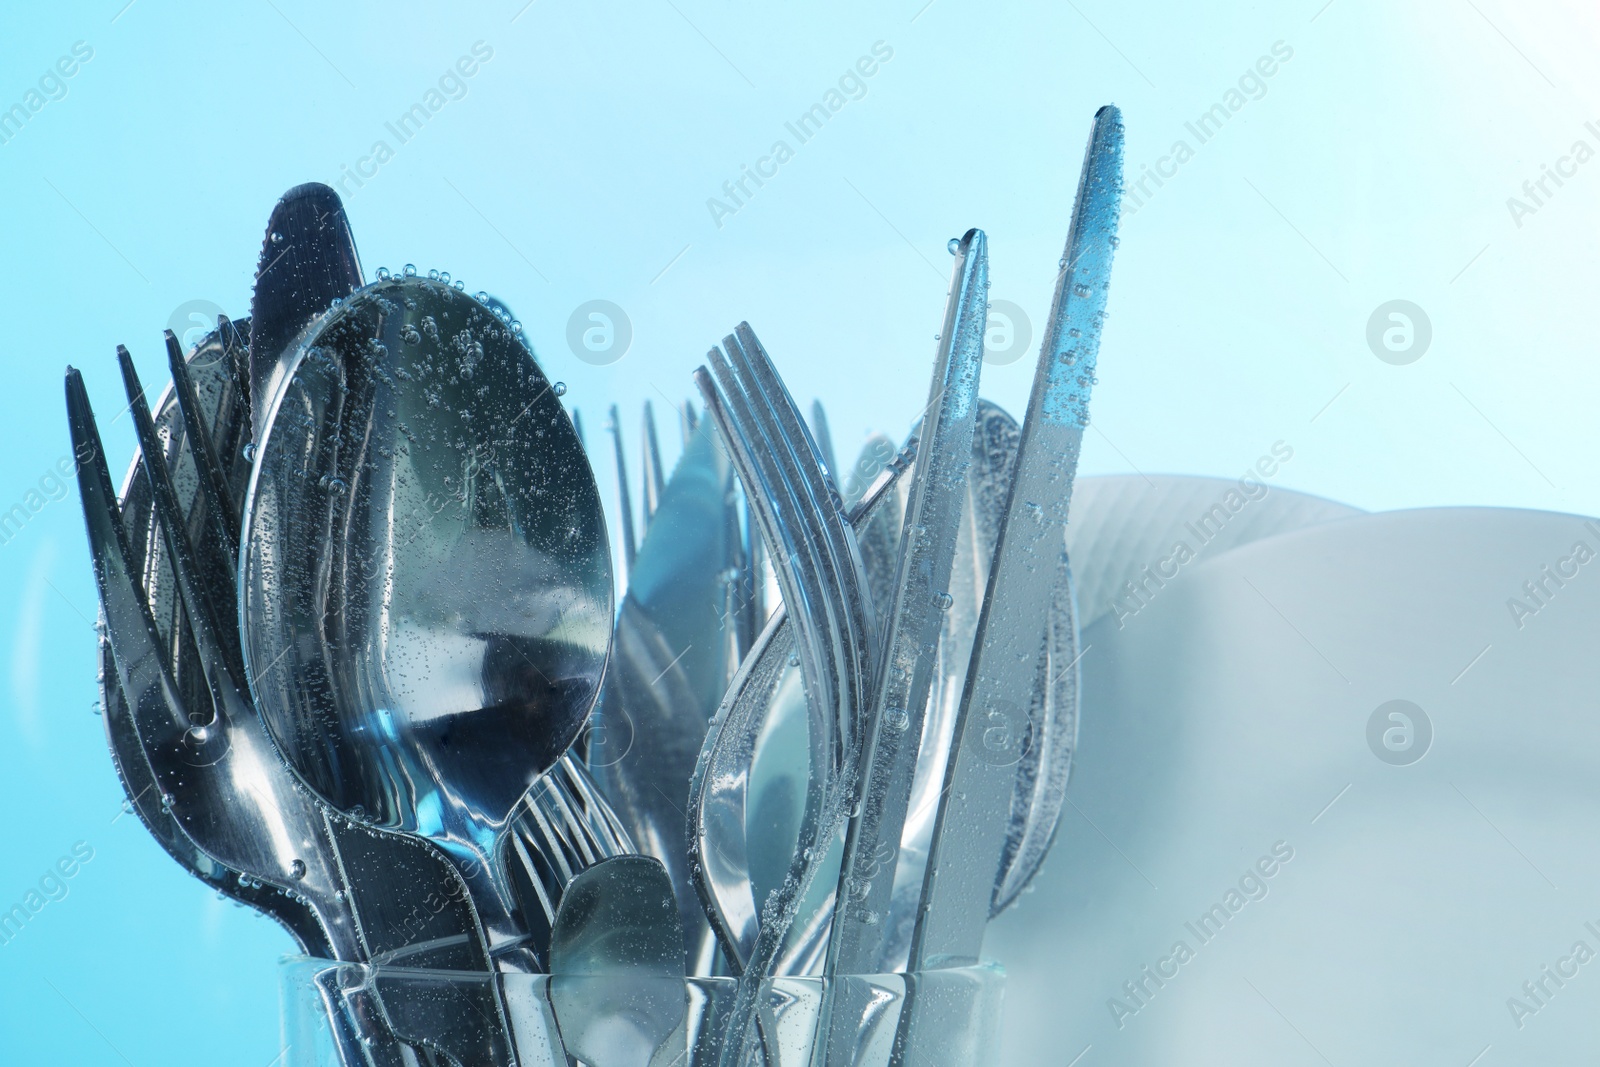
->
[0, 1, 1594, 1063]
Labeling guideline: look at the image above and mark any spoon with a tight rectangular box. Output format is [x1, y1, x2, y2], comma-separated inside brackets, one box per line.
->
[549, 855, 686, 1067]
[240, 276, 614, 972]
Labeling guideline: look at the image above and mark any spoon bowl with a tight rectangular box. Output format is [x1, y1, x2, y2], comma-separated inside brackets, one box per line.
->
[241, 276, 613, 957]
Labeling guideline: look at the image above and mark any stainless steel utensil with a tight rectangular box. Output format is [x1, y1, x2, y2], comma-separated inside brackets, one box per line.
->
[240, 276, 614, 971]
[248, 182, 364, 444]
[690, 325, 876, 976]
[883, 399, 1019, 970]
[588, 418, 739, 970]
[549, 855, 686, 1066]
[825, 227, 988, 975]
[908, 103, 1124, 975]
[68, 355, 428, 1067]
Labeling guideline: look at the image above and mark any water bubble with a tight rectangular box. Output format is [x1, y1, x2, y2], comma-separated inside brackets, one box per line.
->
[454, 280, 465, 291]
[787, 654, 800, 667]
[476, 291, 490, 303]
[401, 324, 422, 345]
[1073, 284, 1091, 298]
[439, 271, 451, 284]
[290, 859, 307, 880]
[270, 231, 284, 245]
[376, 266, 391, 281]
[186, 725, 209, 744]
[936, 591, 953, 610]
[553, 382, 567, 397]
[510, 320, 523, 334]
[160, 792, 174, 811]
[243, 442, 257, 462]
[428, 269, 440, 281]
[403, 264, 418, 277]
[947, 238, 961, 254]
[885, 708, 910, 732]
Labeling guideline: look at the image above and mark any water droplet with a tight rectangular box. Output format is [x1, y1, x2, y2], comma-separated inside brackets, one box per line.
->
[270, 231, 284, 245]
[947, 238, 960, 254]
[290, 859, 307, 880]
[936, 591, 953, 610]
[403, 264, 418, 277]
[428, 268, 440, 281]
[553, 382, 567, 397]
[376, 266, 391, 281]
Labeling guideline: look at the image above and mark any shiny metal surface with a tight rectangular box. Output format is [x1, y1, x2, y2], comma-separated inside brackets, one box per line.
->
[69, 355, 437, 1067]
[92, 318, 336, 952]
[248, 183, 364, 444]
[241, 276, 613, 965]
[907, 105, 1124, 976]
[883, 400, 1018, 969]
[549, 855, 686, 1066]
[826, 228, 988, 976]
[589, 419, 738, 967]
[690, 324, 876, 983]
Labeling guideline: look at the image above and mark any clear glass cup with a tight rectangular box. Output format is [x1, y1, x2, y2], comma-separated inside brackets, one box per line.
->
[280, 954, 1003, 1067]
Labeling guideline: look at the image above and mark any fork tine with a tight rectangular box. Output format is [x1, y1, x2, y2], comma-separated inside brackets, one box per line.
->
[117, 346, 242, 690]
[64, 369, 190, 737]
[165, 330, 239, 560]
[810, 399, 839, 489]
[607, 404, 637, 575]
[679, 398, 698, 446]
[641, 400, 665, 527]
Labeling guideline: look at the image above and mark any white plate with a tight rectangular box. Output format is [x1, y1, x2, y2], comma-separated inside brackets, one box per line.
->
[989, 506, 1600, 1064]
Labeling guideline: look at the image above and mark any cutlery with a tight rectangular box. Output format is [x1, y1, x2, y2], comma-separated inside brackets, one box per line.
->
[825, 228, 988, 975]
[692, 325, 879, 1064]
[68, 355, 428, 1067]
[549, 855, 686, 1066]
[610, 403, 639, 575]
[641, 400, 666, 527]
[248, 182, 364, 444]
[810, 400, 839, 485]
[906, 104, 1125, 981]
[92, 318, 334, 953]
[589, 418, 738, 971]
[883, 399, 1019, 970]
[240, 276, 616, 975]
[691, 326, 876, 973]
